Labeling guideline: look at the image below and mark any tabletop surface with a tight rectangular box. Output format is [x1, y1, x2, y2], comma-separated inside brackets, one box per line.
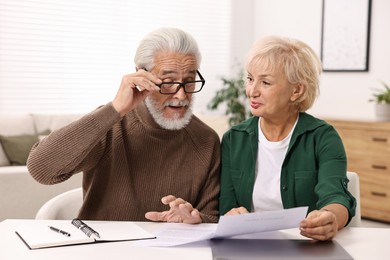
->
[1, 219, 389, 260]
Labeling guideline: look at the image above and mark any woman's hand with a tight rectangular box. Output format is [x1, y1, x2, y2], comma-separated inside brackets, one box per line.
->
[300, 204, 348, 241]
[299, 209, 338, 241]
[145, 195, 202, 224]
[224, 207, 249, 215]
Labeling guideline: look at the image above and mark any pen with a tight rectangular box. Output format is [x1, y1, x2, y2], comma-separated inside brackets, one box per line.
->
[48, 226, 71, 237]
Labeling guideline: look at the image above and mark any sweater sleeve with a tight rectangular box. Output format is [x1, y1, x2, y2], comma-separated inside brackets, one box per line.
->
[184, 117, 221, 223]
[27, 103, 121, 185]
[198, 137, 221, 223]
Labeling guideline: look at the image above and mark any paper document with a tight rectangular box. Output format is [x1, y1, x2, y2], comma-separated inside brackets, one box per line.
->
[138, 206, 308, 247]
[215, 206, 308, 238]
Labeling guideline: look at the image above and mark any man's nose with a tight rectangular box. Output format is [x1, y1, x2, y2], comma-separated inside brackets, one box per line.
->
[173, 86, 188, 100]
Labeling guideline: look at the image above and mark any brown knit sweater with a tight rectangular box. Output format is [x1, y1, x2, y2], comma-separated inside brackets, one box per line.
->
[27, 102, 220, 222]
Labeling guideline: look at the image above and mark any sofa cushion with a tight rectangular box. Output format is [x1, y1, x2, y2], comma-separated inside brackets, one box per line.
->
[0, 168, 82, 221]
[0, 114, 36, 166]
[32, 114, 83, 133]
[0, 114, 36, 135]
[0, 130, 50, 166]
[0, 147, 10, 166]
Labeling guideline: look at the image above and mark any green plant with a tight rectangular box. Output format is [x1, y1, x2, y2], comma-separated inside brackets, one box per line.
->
[207, 69, 251, 126]
[369, 81, 390, 104]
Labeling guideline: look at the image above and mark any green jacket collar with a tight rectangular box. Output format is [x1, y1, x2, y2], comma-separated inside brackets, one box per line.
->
[230, 112, 327, 150]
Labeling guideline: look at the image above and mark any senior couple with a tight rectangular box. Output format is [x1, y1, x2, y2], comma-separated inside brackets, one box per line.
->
[27, 27, 356, 241]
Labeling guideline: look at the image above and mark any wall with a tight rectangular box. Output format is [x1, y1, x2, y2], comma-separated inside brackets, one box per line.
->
[2, 0, 389, 120]
[237, 0, 390, 120]
[0, 0, 231, 115]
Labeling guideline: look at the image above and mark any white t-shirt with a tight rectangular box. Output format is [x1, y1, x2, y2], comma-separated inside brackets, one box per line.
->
[252, 117, 298, 212]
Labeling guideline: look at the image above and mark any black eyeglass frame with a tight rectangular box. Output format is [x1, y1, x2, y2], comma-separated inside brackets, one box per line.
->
[157, 70, 205, 95]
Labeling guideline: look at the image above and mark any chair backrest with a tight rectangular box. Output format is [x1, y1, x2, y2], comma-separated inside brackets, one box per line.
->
[346, 171, 361, 227]
[35, 173, 361, 223]
[35, 187, 83, 220]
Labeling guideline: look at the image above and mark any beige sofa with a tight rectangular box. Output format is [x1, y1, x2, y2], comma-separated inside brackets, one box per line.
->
[0, 114, 83, 221]
[0, 113, 229, 221]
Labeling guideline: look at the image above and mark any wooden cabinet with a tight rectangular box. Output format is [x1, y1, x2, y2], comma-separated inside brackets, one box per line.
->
[326, 119, 390, 223]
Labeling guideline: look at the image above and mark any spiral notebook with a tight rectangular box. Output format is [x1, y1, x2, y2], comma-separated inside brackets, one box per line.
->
[15, 219, 156, 250]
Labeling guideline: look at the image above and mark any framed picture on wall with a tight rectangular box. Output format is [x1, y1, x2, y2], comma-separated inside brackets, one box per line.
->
[321, 0, 372, 72]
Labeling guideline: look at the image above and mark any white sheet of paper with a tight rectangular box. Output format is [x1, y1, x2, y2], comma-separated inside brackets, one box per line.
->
[214, 206, 308, 238]
[135, 223, 217, 247]
[138, 206, 308, 247]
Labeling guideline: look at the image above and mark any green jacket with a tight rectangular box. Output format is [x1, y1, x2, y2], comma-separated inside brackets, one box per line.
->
[220, 112, 356, 224]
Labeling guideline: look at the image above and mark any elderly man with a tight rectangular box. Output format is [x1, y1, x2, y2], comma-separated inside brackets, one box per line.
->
[27, 28, 220, 223]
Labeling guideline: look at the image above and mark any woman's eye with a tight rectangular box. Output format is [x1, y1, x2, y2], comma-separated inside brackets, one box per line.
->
[262, 81, 270, 85]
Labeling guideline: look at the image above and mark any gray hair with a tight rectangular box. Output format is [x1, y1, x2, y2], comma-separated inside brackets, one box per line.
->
[134, 27, 201, 71]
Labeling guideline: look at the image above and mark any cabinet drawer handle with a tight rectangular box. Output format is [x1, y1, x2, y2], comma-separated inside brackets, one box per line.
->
[372, 137, 388, 142]
[371, 165, 388, 170]
[371, 191, 387, 197]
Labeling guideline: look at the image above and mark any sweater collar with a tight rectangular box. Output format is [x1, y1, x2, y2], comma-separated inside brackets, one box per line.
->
[135, 101, 163, 130]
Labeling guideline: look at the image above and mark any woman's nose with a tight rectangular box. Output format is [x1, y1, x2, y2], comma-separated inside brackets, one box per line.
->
[248, 83, 260, 97]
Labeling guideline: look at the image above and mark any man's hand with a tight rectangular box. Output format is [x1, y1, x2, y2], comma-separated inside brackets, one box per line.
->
[299, 209, 338, 241]
[145, 195, 202, 224]
[112, 69, 162, 117]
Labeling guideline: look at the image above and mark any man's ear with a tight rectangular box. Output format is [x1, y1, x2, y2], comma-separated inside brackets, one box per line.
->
[291, 84, 305, 102]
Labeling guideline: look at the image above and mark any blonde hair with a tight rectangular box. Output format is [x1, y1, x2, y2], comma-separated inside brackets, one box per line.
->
[245, 36, 322, 111]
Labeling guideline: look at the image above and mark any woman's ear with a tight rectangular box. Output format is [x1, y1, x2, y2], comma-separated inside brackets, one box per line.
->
[290, 84, 305, 102]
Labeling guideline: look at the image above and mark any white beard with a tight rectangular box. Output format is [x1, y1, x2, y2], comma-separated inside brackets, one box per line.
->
[144, 96, 194, 130]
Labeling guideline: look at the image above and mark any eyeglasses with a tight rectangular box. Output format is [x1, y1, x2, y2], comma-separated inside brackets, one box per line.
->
[157, 70, 205, 95]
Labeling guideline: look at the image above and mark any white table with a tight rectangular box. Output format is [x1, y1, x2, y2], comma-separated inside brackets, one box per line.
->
[0, 219, 388, 260]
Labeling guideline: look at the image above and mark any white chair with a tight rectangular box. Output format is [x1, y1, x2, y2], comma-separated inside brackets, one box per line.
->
[35, 173, 361, 224]
[346, 171, 361, 227]
[35, 187, 83, 220]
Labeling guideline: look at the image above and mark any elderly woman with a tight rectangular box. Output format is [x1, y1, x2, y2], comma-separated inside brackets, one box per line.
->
[219, 36, 356, 241]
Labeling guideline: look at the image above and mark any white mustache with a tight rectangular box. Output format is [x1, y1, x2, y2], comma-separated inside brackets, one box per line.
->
[164, 100, 190, 107]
